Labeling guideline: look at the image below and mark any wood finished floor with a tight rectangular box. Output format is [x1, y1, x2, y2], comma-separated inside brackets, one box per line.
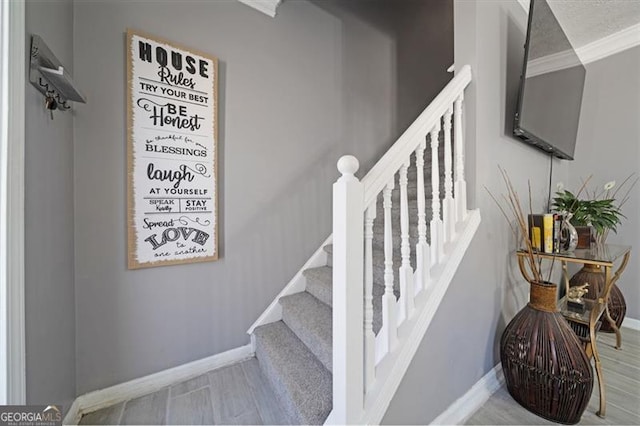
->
[78, 358, 291, 425]
[467, 327, 640, 425]
[79, 328, 640, 425]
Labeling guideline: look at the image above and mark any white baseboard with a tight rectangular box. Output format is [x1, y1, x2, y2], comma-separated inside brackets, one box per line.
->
[63, 344, 253, 425]
[430, 363, 504, 425]
[623, 317, 640, 331]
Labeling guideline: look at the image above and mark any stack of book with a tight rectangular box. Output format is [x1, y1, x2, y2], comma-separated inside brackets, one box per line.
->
[528, 213, 564, 254]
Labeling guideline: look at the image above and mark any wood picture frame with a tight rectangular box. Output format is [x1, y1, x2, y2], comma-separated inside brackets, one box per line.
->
[126, 29, 218, 269]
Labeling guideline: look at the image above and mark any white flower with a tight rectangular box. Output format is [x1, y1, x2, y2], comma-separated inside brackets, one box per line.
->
[604, 181, 616, 191]
[556, 182, 564, 192]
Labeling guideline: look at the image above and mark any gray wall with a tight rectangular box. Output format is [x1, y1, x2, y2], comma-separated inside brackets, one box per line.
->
[73, 0, 452, 394]
[569, 47, 640, 320]
[24, 0, 76, 410]
[395, 0, 454, 133]
[383, 1, 569, 423]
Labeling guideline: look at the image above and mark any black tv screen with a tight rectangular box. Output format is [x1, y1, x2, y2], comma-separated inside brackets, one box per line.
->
[514, 0, 586, 160]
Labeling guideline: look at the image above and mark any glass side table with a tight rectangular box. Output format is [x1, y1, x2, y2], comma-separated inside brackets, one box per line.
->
[516, 244, 631, 418]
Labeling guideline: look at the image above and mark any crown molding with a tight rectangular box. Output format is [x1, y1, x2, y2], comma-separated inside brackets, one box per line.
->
[237, 0, 282, 17]
[526, 48, 580, 77]
[525, 23, 640, 77]
[578, 22, 640, 64]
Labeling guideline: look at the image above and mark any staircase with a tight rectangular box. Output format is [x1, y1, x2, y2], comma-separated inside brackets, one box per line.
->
[247, 65, 480, 425]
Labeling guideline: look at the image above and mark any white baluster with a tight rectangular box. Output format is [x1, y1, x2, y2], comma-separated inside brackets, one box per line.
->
[398, 161, 414, 322]
[380, 181, 397, 353]
[443, 107, 455, 244]
[331, 155, 364, 425]
[363, 201, 376, 392]
[430, 122, 444, 264]
[454, 94, 467, 224]
[414, 140, 430, 292]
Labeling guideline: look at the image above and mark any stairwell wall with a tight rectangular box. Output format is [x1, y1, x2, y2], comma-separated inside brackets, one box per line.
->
[383, 1, 570, 423]
[24, 0, 76, 411]
[72, 0, 452, 395]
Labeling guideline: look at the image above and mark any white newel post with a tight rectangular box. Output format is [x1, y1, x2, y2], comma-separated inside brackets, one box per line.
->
[414, 140, 430, 292]
[332, 155, 364, 424]
[454, 94, 467, 224]
[442, 107, 455, 244]
[398, 162, 414, 322]
[430, 122, 444, 264]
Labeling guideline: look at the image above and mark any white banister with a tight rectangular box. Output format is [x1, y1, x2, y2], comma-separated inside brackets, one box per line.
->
[331, 155, 364, 424]
[443, 107, 455, 244]
[363, 201, 376, 392]
[430, 122, 443, 265]
[398, 162, 414, 322]
[454, 94, 467, 224]
[380, 180, 397, 355]
[361, 65, 472, 209]
[328, 65, 474, 425]
[414, 140, 430, 292]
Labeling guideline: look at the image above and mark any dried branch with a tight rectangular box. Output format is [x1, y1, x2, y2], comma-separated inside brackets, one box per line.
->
[486, 166, 544, 283]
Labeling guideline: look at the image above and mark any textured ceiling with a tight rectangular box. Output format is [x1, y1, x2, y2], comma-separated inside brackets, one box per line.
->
[549, 0, 640, 49]
[526, 0, 640, 60]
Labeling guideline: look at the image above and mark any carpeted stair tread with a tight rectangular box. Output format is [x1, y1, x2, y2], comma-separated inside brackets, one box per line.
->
[321, 246, 398, 335]
[254, 321, 332, 425]
[323, 244, 415, 289]
[280, 292, 333, 372]
[304, 266, 332, 307]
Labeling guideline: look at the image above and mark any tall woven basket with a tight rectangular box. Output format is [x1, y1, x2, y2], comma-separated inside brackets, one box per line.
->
[501, 281, 594, 424]
[570, 264, 626, 332]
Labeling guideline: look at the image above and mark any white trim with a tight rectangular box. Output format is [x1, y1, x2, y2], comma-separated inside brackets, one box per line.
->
[622, 317, 640, 332]
[526, 48, 581, 78]
[430, 364, 504, 425]
[246, 235, 332, 336]
[517, 0, 530, 13]
[62, 344, 253, 425]
[236, 0, 282, 17]
[527, 23, 640, 78]
[578, 23, 640, 65]
[62, 399, 82, 426]
[0, 0, 26, 405]
[359, 209, 481, 425]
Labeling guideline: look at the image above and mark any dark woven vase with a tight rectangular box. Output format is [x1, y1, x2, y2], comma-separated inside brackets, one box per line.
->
[501, 281, 594, 424]
[570, 264, 626, 332]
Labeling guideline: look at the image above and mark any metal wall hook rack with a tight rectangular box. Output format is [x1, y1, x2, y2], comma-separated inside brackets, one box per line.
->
[29, 35, 86, 116]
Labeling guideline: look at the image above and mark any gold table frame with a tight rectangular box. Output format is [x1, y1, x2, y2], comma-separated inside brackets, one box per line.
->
[516, 245, 631, 418]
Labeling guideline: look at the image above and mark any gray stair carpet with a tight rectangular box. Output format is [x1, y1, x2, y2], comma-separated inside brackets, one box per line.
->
[253, 321, 332, 425]
[304, 266, 332, 306]
[251, 131, 449, 424]
[280, 292, 332, 373]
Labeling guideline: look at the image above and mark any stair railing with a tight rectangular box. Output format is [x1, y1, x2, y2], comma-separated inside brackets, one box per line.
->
[330, 65, 472, 424]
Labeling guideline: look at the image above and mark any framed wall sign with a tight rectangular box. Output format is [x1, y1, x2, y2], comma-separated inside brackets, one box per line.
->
[127, 29, 218, 269]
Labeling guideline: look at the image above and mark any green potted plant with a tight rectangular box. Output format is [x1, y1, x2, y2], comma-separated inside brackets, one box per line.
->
[552, 174, 636, 247]
[552, 190, 623, 247]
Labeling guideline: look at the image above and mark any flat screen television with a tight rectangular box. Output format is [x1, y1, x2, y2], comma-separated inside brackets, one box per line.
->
[513, 0, 586, 160]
